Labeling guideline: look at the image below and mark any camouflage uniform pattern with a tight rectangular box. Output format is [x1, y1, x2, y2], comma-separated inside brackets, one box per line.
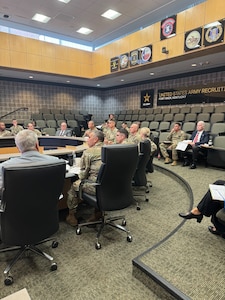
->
[10, 125, 24, 136]
[67, 142, 103, 210]
[159, 130, 186, 161]
[33, 129, 42, 136]
[82, 127, 96, 138]
[104, 127, 118, 143]
[127, 132, 141, 144]
[0, 130, 12, 137]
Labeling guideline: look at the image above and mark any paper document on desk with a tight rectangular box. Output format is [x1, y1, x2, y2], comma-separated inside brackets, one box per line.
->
[209, 184, 225, 201]
[176, 140, 191, 151]
[69, 166, 81, 175]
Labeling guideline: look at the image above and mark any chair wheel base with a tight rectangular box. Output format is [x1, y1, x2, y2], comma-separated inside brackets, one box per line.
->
[50, 262, 57, 271]
[52, 241, 58, 248]
[127, 235, 132, 242]
[76, 228, 81, 235]
[4, 276, 13, 286]
[95, 242, 101, 250]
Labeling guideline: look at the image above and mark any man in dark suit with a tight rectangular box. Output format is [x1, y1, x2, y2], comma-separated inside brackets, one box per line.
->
[183, 120, 209, 169]
[55, 122, 72, 137]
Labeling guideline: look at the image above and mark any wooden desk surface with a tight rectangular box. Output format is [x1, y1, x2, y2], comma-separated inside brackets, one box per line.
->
[0, 144, 88, 162]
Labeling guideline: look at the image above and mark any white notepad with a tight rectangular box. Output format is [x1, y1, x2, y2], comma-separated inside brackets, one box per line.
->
[209, 184, 225, 201]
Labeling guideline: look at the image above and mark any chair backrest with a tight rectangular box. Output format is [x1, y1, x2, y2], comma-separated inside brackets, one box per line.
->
[153, 107, 162, 114]
[133, 141, 151, 187]
[55, 113, 65, 120]
[154, 114, 164, 122]
[213, 136, 225, 148]
[191, 106, 202, 114]
[197, 113, 210, 122]
[42, 127, 56, 136]
[46, 119, 57, 128]
[180, 107, 191, 114]
[210, 113, 224, 124]
[170, 107, 180, 114]
[173, 113, 185, 122]
[202, 105, 214, 114]
[1, 161, 66, 246]
[95, 144, 138, 211]
[158, 121, 170, 132]
[161, 107, 171, 114]
[210, 123, 225, 136]
[215, 105, 225, 113]
[149, 121, 159, 131]
[163, 113, 174, 122]
[184, 113, 197, 122]
[182, 122, 196, 134]
[35, 119, 46, 129]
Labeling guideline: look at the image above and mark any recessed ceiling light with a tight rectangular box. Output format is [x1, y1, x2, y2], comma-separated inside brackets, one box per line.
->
[58, 0, 71, 3]
[120, 79, 124, 82]
[150, 72, 154, 76]
[191, 63, 197, 67]
[77, 27, 93, 35]
[32, 13, 51, 23]
[97, 84, 100, 87]
[66, 80, 70, 83]
[101, 9, 121, 20]
[29, 76, 33, 79]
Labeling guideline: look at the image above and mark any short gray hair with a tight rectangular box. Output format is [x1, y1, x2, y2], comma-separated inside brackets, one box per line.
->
[93, 130, 104, 142]
[15, 129, 38, 152]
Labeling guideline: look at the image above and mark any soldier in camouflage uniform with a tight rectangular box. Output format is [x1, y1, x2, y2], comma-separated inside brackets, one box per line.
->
[0, 122, 12, 137]
[27, 122, 42, 136]
[115, 128, 129, 144]
[10, 119, 24, 136]
[159, 122, 186, 166]
[104, 120, 117, 144]
[66, 130, 104, 226]
[82, 120, 96, 138]
[127, 122, 141, 144]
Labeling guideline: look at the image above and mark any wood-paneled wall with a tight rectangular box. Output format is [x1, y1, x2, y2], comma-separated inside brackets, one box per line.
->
[0, 0, 224, 79]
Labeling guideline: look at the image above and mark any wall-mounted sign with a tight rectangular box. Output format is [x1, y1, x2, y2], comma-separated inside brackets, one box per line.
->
[157, 84, 225, 105]
[184, 27, 202, 52]
[160, 15, 177, 40]
[141, 89, 154, 108]
[139, 45, 152, 64]
[110, 57, 119, 72]
[130, 49, 139, 67]
[120, 53, 129, 70]
[203, 20, 224, 47]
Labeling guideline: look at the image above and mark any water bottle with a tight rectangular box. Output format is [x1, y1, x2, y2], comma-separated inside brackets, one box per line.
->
[208, 139, 213, 146]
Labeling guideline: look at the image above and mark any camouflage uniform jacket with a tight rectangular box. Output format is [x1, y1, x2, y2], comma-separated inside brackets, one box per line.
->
[10, 125, 24, 136]
[166, 130, 186, 145]
[127, 132, 141, 144]
[0, 130, 12, 137]
[105, 127, 118, 143]
[79, 141, 103, 195]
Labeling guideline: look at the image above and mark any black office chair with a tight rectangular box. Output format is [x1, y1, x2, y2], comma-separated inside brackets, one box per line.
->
[132, 140, 151, 210]
[76, 144, 138, 250]
[0, 161, 66, 285]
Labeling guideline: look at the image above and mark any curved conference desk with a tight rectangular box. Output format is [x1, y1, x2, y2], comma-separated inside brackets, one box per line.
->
[0, 136, 88, 210]
[0, 136, 88, 161]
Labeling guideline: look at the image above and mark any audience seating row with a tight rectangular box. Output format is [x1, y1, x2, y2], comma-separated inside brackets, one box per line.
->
[115, 104, 225, 116]
[116, 112, 225, 124]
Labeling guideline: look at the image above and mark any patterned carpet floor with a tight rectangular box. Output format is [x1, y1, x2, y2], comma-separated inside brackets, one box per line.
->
[0, 159, 224, 300]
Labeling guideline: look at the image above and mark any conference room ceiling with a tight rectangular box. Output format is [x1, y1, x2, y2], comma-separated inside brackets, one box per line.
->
[0, 0, 224, 89]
